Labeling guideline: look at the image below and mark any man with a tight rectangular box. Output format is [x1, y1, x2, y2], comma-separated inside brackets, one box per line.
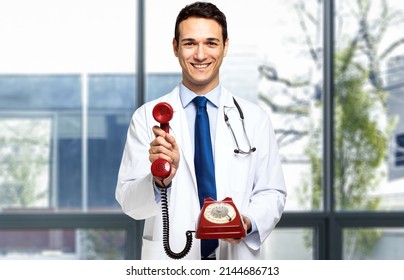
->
[116, 1, 286, 260]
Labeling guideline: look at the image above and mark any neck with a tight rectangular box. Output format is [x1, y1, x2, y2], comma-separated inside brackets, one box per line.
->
[182, 81, 219, 95]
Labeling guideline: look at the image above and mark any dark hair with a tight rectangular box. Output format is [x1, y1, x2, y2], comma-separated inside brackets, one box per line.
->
[174, 2, 228, 45]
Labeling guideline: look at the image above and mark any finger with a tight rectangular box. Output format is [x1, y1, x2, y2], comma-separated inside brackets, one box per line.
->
[152, 126, 178, 149]
[152, 126, 166, 138]
[149, 146, 174, 161]
[149, 153, 173, 165]
[164, 132, 178, 147]
[149, 142, 175, 162]
[164, 134, 180, 162]
[149, 144, 171, 155]
[150, 136, 173, 150]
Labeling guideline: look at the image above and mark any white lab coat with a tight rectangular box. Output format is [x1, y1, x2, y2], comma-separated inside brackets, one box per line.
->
[116, 86, 286, 260]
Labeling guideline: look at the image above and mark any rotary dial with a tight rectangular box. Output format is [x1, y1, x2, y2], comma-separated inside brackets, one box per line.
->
[204, 202, 237, 224]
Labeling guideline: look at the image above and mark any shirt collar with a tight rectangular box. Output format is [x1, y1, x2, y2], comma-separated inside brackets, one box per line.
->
[179, 83, 221, 109]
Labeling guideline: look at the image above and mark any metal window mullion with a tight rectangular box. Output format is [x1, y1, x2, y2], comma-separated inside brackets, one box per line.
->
[322, 0, 342, 260]
[81, 73, 88, 212]
[136, 0, 145, 107]
[323, 0, 335, 215]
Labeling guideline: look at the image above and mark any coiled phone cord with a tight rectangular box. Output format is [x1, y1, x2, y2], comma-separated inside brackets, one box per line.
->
[160, 183, 194, 259]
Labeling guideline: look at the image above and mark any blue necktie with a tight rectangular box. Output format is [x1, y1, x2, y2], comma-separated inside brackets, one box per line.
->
[193, 96, 218, 258]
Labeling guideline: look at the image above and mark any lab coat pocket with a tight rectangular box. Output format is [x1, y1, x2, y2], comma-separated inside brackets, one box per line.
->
[141, 238, 165, 260]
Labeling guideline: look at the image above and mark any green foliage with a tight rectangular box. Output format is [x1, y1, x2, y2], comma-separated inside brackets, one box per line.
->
[300, 124, 322, 210]
[344, 228, 383, 259]
[300, 47, 395, 258]
[0, 120, 50, 208]
[334, 49, 387, 211]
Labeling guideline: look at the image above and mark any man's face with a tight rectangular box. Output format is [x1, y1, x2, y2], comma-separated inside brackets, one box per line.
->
[173, 17, 228, 94]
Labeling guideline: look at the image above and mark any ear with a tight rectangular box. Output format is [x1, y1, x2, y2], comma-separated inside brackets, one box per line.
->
[223, 38, 229, 57]
[172, 38, 179, 57]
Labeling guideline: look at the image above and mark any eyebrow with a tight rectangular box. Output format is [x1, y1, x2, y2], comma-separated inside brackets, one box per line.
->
[181, 37, 221, 43]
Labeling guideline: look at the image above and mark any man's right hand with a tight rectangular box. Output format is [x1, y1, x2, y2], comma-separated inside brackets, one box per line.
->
[149, 126, 180, 187]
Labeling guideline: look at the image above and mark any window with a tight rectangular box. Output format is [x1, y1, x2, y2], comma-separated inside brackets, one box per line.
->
[344, 228, 404, 260]
[0, 229, 126, 260]
[0, 0, 138, 259]
[334, 0, 404, 212]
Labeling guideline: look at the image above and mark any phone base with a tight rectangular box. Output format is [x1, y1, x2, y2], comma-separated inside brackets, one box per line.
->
[195, 197, 246, 240]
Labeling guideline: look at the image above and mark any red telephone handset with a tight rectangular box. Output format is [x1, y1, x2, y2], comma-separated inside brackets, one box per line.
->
[151, 102, 174, 180]
[151, 102, 194, 260]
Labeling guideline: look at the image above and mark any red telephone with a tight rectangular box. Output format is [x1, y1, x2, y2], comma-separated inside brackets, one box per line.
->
[151, 102, 245, 259]
[196, 197, 246, 239]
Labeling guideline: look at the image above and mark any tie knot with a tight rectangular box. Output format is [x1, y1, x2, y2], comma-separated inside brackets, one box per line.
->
[193, 96, 208, 109]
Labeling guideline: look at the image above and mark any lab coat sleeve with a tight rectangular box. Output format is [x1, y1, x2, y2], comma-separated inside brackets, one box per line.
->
[243, 110, 287, 250]
[115, 105, 161, 220]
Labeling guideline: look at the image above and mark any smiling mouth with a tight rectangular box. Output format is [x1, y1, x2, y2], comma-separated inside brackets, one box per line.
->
[191, 63, 211, 69]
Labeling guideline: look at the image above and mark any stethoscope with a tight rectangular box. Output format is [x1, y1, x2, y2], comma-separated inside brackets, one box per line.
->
[224, 97, 256, 154]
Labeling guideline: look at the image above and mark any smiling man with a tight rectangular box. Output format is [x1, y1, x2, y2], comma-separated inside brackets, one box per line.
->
[116, 2, 287, 260]
[173, 15, 228, 94]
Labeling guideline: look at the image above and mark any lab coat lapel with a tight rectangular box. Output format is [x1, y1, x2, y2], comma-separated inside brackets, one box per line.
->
[164, 88, 197, 188]
[214, 88, 236, 201]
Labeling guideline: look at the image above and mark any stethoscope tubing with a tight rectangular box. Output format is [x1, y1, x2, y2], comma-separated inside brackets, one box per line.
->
[224, 97, 256, 155]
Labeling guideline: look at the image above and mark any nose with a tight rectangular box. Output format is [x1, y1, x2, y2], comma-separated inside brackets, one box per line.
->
[194, 44, 207, 61]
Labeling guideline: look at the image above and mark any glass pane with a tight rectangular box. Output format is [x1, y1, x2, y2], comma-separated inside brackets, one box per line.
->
[0, 0, 137, 212]
[334, 0, 404, 211]
[261, 228, 314, 260]
[145, 0, 324, 211]
[0, 118, 52, 209]
[344, 228, 404, 259]
[145, 0, 186, 100]
[87, 74, 135, 210]
[0, 76, 82, 210]
[0, 229, 125, 260]
[0, 0, 136, 74]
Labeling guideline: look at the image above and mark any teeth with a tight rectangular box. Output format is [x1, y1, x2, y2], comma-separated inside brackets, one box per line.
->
[193, 63, 209, 69]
